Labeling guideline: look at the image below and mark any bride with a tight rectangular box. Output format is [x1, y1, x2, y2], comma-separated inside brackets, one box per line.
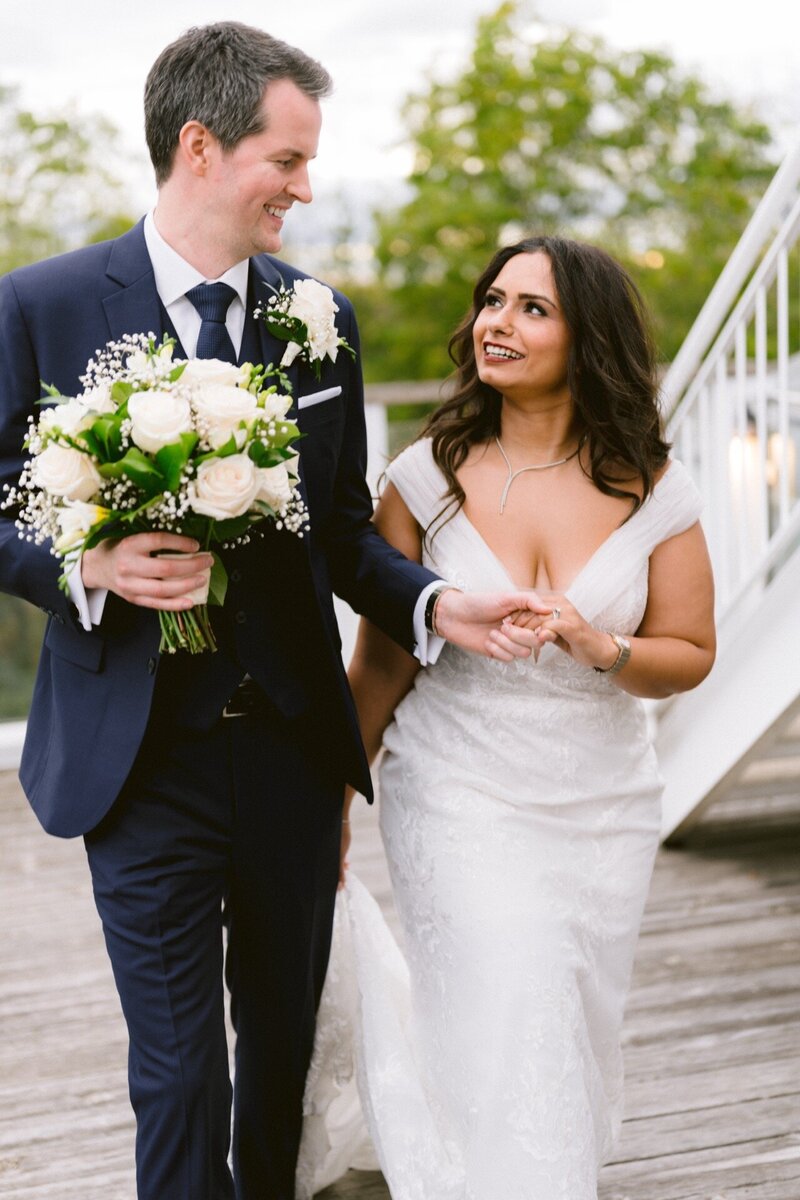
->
[297, 236, 716, 1199]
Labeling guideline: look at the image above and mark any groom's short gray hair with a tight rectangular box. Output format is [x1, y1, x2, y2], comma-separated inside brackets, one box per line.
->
[144, 21, 332, 186]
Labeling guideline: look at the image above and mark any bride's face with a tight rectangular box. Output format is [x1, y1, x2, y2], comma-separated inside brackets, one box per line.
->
[472, 252, 572, 405]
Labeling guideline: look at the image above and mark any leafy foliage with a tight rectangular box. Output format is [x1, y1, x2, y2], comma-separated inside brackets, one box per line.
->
[0, 84, 135, 274]
[352, 0, 776, 380]
[0, 86, 137, 715]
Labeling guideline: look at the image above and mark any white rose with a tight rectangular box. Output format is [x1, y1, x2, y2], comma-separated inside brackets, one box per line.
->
[81, 381, 115, 413]
[187, 453, 260, 520]
[54, 500, 108, 552]
[33, 444, 101, 502]
[260, 391, 293, 420]
[255, 463, 294, 510]
[192, 383, 257, 449]
[38, 398, 93, 436]
[287, 279, 340, 363]
[128, 390, 193, 453]
[288, 278, 337, 325]
[181, 358, 249, 388]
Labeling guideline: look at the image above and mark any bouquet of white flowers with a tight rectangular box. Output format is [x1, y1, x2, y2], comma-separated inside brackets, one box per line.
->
[3, 334, 308, 654]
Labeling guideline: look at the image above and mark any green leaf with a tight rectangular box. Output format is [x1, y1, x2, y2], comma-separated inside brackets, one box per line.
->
[38, 381, 63, 400]
[111, 380, 135, 405]
[207, 553, 228, 607]
[155, 432, 199, 492]
[264, 315, 306, 344]
[84, 414, 124, 460]
[195, 434, 240, 465]
[250, 420, 303, 452]
[98, 447, 166, 496]
[247, 442, 299, 468]
[210, 514, 256, 542]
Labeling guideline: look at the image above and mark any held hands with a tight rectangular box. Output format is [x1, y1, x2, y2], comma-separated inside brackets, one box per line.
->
[81, 532, 213, 610]
[482, 591, 620, 669]
[434, 588, 604, 661]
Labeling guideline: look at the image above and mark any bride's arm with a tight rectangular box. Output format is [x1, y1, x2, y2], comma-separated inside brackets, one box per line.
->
[612, 520, 716, 698]
[344, 482, 423, 822]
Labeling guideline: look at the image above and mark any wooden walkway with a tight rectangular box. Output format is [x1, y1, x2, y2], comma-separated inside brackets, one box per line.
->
[1, 769, 799, 1199]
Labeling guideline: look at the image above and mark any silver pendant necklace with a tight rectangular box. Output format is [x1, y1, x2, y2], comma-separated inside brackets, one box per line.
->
[495, 436, 581, 514]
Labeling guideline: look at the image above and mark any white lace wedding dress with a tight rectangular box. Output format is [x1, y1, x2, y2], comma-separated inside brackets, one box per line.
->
[296, 439, 702, 1200]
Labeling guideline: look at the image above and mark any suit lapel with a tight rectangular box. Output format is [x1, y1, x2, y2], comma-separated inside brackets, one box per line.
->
[102, 221, 165, 345]
[249, 257, 301, 412]
[248, 257, 314, 535]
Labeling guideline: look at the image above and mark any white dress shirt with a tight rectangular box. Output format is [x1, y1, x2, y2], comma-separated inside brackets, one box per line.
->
[67, 213, 445, 664]
[143, 211, 249, 359]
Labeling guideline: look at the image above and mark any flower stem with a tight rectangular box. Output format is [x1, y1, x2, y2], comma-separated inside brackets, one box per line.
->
[158, 605, 218, 654]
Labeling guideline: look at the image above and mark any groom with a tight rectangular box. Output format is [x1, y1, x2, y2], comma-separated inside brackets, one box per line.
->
[0, 22, 535, 1200]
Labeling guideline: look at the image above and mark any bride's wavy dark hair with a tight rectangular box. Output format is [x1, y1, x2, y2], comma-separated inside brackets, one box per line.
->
[421, 236, 670, 529]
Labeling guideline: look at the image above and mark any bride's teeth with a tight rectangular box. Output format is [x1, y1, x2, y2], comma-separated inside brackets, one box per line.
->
[486, 344, 521, 360]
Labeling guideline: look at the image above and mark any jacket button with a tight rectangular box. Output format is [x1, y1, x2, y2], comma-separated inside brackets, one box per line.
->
[147, 657, 157, 674]
[230, 570, 242, 584]
[235, 611, 247, 625]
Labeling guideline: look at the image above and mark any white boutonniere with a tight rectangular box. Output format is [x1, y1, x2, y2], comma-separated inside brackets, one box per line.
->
[255, 278, 356, 380]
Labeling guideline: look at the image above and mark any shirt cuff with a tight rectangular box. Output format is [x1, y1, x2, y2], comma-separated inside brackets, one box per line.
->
[412, 580, 448, 667]
[65, 554, 108, 631]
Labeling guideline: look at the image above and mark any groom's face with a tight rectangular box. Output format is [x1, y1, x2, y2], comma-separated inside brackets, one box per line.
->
[205, 78, 321, 261]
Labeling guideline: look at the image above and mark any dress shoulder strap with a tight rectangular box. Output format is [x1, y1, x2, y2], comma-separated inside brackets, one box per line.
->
[623, 458, 703, 559]
[383, 438, 449, 531]
[565, 457, 704, 628]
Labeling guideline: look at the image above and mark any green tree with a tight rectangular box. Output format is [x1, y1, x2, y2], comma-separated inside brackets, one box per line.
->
[359, 0, 776, 380]
[0, 84, 135, 274]
[0, 85, 136, 719]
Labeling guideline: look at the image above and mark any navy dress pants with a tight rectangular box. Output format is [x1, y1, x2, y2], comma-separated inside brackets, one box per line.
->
[84, 705, 343, 1200]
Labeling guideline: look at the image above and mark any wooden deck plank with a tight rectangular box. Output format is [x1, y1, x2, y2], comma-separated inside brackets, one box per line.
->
[2, 769, 799, 1199]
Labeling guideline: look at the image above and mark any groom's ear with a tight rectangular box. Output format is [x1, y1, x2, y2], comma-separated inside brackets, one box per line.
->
[176, 120, 218, 178]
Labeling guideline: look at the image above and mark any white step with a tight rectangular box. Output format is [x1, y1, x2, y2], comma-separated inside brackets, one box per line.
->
[656, 541, 800, 841]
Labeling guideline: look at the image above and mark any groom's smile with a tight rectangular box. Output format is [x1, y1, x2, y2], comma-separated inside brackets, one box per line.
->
[204, 78, 321, 264]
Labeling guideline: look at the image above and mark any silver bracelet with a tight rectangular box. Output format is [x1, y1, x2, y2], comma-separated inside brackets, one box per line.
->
[593, 633, 631, 676]
[425, 583, 453, 637]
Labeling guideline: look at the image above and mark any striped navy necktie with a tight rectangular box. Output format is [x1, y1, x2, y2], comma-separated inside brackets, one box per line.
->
[185, 281, 238, 363]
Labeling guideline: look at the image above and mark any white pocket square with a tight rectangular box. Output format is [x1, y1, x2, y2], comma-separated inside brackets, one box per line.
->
[297, 386, 342, 410]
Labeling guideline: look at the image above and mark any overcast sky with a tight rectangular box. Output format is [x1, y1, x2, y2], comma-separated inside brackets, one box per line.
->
[3, 0, 798, 221]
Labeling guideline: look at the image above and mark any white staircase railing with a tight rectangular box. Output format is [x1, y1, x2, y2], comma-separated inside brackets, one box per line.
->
[662, 137, 800, 631]
[656, 137, 800, 838]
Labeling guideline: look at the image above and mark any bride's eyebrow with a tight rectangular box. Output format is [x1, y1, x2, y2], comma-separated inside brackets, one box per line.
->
[488, 286, 557, 310]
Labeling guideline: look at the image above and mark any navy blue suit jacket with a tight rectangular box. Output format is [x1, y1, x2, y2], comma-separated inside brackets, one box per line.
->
[0, 221, 436, 836]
